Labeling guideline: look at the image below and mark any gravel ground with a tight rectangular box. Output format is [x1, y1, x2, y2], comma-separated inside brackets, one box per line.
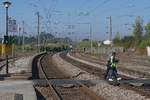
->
[92, 83, 147, 100]
[67, 53, 139, 79]
[52, 52, 149, 100]
[78, 52, 150, 78]
[0, 56, 32, 75]
[35, 86, 53, 100]
[52, 53, 99, 80]
[8, 57, 32, 74]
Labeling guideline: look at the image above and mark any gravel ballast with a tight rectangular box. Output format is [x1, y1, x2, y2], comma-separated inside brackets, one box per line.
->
[52, 53, 149, 100]
[9, 57, 32, 73]
[67, 53, 144, 79]
[76, 52, 150, 78]
[0, 56, 32, 74]
[52, 53, 99, 80]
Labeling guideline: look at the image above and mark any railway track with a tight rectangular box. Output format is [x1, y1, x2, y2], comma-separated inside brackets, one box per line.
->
[0, 55, 35, 80]
[35, 53, 102, 100]
[0, 55, 30, 72]
[60, 52, 150, 98]
[0, 57, 16, 75]
[77, 52, 150, 78]
[73, 52, 150, 78]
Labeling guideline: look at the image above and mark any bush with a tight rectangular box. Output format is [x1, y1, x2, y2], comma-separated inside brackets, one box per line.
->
[121, 36, 134, 49]
[76, 40, 98, 49]
[40, 43, 69, 52]
[139, 39, 150, 48]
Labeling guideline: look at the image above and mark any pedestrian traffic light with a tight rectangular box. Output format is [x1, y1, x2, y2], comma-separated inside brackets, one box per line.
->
[4, 36, 9, 44]
[3, 35, 13, 45]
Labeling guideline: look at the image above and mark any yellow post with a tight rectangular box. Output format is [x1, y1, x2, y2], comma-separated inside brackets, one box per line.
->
[2, 44, 5, 57]
[2, 44, 12, 56]
[0, 44, 2, 56]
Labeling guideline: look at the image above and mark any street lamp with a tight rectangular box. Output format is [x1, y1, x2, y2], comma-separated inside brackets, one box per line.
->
[3, 1, 11, 74]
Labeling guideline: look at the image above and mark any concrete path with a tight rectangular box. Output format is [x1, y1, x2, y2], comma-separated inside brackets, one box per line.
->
[0, 80, 37, 100]
[0, 55, 40, 100]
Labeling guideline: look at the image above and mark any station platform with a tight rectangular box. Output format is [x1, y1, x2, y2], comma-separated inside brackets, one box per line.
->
[0, 80, 37, 100]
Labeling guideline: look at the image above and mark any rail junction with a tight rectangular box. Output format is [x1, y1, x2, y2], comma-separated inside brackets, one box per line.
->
[0, 51, 149, 100]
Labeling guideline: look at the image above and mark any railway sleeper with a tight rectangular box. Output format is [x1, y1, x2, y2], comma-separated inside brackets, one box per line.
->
[33, 79, 150, 87]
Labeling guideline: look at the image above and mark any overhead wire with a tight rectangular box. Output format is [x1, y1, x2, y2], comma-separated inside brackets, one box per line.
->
[73, 0, 146, 24]
[30, 0, 60, 33]
[71, 0, 113, 24]
[26, 0, 150, 39]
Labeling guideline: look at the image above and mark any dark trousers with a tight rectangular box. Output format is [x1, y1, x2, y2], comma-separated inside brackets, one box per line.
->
[104, 65, 110, 79]
[107, 67, 118, 79]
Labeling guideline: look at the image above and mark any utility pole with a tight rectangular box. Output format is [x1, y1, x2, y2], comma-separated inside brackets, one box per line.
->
[90, 23, 92, 53]
[77, 23, 92, 53]
[106, 16, 113, 47]
[18, 24, 21, 45]
[36, 12, 40, 53]
[22, 21, 25, 54]
[109, 16, 112, 42]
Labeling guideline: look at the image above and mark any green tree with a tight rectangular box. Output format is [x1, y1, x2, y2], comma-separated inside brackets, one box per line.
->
[145, 22, 150, 38]
[139, 39, 150, 48]
[121, 36, 134, 49]
[113, 32, 121, 45]
[133, 16, 143, 46]
[76, 39, 98, 49]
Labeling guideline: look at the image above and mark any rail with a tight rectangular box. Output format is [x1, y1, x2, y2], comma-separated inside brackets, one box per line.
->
[38, 53, 103, 100]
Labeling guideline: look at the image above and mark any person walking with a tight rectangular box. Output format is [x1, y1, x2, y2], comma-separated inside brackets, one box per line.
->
[107, 52, 121, 81]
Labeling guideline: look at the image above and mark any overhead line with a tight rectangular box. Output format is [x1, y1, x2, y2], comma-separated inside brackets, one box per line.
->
[72, 0, 113, 23]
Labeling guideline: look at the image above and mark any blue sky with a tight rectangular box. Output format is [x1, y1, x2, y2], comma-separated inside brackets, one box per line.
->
[0, 0, 150, 41]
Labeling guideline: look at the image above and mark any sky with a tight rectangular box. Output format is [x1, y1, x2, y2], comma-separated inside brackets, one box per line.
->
[0, 0, 150, 41]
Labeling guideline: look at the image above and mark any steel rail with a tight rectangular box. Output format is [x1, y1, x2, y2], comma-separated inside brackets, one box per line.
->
[39, 53, 103, 100]
[38, 54, 62, 100]
[75, 80, 103, 100]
